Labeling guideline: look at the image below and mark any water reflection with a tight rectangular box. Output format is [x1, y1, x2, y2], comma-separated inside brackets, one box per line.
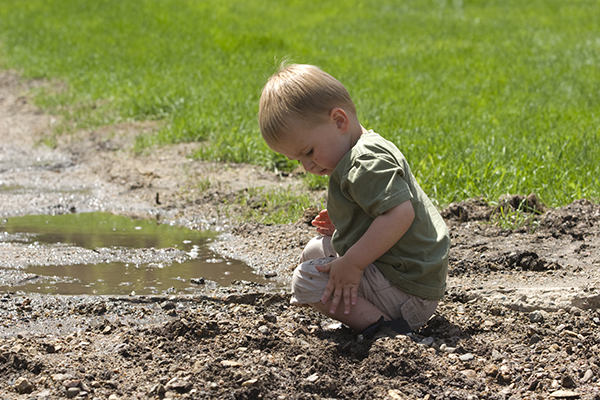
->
[0, 212, 273, 295]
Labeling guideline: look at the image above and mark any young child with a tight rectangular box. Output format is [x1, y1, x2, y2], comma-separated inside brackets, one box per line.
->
[258, 63, 450, 338]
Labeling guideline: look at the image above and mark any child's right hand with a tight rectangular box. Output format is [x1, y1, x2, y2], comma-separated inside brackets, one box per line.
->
[311, 209, 335, 236]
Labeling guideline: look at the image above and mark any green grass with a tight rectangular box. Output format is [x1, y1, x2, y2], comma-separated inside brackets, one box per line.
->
[0, 0, 598, 210]
[234, 187, 323, 225]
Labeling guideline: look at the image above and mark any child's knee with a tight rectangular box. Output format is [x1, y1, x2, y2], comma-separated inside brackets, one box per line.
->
[290, 257, 335, 305]
[299, 236, 336, 263]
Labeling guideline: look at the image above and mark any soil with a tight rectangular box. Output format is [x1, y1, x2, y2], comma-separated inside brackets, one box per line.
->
[1, 70, 600, 400]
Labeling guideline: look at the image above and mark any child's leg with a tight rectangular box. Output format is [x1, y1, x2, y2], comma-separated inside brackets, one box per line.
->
[309, 297, 390, 332]
[359, 264, 439, 331]
[299, 235, 336, 263]
[291, 259, 438, 334]
[291, 257, 390, 332]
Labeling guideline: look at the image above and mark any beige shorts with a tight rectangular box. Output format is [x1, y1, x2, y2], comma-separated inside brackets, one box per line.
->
[291, 236, 439, 330]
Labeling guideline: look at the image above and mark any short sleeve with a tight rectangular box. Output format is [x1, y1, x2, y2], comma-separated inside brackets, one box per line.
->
[341, 153, 413, 218]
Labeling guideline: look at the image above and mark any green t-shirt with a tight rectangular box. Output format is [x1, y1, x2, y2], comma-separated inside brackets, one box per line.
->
[328, 130, 450, 300]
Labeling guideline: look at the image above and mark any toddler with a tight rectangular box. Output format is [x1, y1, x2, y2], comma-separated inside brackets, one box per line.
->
[258, 63, 450, 338]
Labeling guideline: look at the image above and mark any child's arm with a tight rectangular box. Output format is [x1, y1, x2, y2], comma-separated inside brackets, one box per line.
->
[311, 209, 335, 236]
[315, 199, 415, 315]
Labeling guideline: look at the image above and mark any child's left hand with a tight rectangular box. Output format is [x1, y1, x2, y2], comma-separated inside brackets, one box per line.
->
[311, 209, 335, 236]
[315, 256, 363, 315]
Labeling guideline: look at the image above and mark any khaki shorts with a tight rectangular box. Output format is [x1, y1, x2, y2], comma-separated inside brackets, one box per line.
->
[291, 236, 439, 330]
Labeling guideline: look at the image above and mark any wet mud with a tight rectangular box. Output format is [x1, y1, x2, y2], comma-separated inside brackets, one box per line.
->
[1, 71, 600, 399]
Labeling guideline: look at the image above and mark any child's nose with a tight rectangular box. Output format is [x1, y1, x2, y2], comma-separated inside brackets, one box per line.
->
[301, 159, 314, 172]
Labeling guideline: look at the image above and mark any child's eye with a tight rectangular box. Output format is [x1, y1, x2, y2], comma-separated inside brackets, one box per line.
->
[306, 149, 313, 157]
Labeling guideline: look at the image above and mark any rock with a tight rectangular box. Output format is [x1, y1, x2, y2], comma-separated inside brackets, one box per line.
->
[263, 313, 277, 323]
[570, 306, 582, 316]
[549, 343, 560, 352]
[440, 344, 456, 353]
[66, 387, 80, 398]
[14, 377, 34, 394]
[108, 394, 120, 400]
[460, 369, 477, 379]
[241, 378, 258, 387]
[258, 325, 269, 334]
[499, 364, 511, 382]
[161, 301, 176, 310]
[305, 373, 319, 383]
[581, 369, 594, 383]
[221, 360, 242, 367]
[527, 379, 540, 391]
[529, 310, 545, 323]
[166, 377, 192, 393]
[483, 364, 498, 377]
[556, 324, 567, 332]
[561, 374, 576, 389]
[459, 353, 474, 362]
[388, 389, 406, 399]
[529, 334, 542, 345]
[52, 373, 74, 382]
[148, 383, 167, 397]
[549, 390, 580, 398]
[64, 379, 82, 388]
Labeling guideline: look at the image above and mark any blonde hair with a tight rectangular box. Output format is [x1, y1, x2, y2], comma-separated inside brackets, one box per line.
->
[259, 63, 356, 149]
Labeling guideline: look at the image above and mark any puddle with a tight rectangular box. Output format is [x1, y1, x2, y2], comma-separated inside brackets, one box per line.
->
[0, 212, 274, 295]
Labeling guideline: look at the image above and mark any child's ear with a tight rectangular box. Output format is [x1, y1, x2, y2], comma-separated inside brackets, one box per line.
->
[330, 108, 349, 132]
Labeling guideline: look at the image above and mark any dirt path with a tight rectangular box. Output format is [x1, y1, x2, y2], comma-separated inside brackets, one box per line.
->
[1, 71, 600, 399]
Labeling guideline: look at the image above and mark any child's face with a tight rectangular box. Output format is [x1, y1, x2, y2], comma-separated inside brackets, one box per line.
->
[275, 110, 353, 176]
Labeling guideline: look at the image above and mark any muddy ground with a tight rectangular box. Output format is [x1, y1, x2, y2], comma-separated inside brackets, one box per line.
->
[1, 70, 600, 400]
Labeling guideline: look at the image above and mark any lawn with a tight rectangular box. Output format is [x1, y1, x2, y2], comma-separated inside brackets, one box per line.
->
[0, 0, 598, 208]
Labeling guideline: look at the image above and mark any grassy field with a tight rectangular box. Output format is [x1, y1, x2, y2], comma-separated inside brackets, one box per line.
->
[0, 0, 598, 210]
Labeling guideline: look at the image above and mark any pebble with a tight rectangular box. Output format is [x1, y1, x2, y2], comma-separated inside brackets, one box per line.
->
[325, 323, 343, 331]
[64, 379, 82, 388]
[221, 360, 242, 367]
[529, 310, 545, 323]
[258, 325, 269, 334]
[440, 344, 456, 353]
[418, 337, 434, 346]
[166, 377, 192, 393]
[484, 364, 499, 377]
[14, 377, 34, 394]
[529, 334, 542, 345]
[66, 387, 80, 398]
[263, 313, 277, 323]
[242, 378, 258, 387]
[388, 389, 405, 399]
[305, 373, 319, 383]
[582, 369, 594, 383]
[459, 353, 474, 362]
[549, 390, 580, 398]
[147, 384, 166, 397]
[556, 324, 567, 332]
[561, 374, 575, 389]
[52, 373, 74, 382]
[460, 369, 477, 379]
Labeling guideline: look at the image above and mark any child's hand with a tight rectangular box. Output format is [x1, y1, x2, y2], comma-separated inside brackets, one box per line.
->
[315, 257, 363, 315]
[311, 209, 335, 236]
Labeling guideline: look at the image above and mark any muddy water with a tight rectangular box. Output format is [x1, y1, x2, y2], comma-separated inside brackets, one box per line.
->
[0, 212, 273, 295]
